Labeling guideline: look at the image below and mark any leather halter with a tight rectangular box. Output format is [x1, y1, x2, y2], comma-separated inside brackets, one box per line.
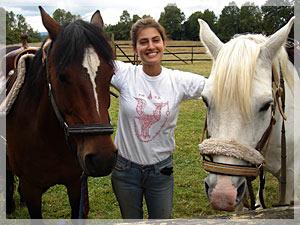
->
[200, 65, 286, 175]
[200, 63, 287, 209]
[45, 42, 114, 145]
[202, 157, 262, 177]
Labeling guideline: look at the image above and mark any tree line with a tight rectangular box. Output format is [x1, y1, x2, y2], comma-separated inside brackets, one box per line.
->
[3, 0, 294, 45]
[108, 0, 294, 42]
[3, 8, 81, 44]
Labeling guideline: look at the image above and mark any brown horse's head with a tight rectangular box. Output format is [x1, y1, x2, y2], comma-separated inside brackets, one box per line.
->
[39, 7, 117, 177]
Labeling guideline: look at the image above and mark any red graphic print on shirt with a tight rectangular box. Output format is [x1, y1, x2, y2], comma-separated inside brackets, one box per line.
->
[134, 92, 169, 142]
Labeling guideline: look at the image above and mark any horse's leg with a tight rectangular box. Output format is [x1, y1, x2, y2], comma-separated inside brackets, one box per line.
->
[19, 178, 43, 218]
[17, 181, 26, 207]
[66, 178, 81, 219]
[6, 165, 15, 215]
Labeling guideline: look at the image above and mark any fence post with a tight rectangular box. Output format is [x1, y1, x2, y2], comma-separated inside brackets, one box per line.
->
[110, 33, 116, 59]
[191, 46, 194, 64]
[134, 53, 139, 65]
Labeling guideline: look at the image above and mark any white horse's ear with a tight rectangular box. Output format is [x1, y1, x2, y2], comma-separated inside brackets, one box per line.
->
[198, 19, 223, 60]
[262, 16, 295, 60]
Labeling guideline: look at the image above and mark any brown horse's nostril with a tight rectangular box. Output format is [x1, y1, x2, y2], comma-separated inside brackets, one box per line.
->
[85, 154, 98, 175]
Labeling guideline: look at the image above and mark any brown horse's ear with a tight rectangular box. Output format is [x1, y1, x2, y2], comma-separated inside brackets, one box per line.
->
[90, 10, 104, 29]
[39, 6, 61, 40]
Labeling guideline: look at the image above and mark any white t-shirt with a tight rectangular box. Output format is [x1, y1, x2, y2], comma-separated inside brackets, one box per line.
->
[111, 61, 206, 165]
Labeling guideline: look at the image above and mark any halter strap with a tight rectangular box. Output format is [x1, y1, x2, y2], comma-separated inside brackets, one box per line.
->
[202, 157, 261, 177]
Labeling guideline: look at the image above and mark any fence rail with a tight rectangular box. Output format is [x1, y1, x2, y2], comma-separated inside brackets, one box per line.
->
[113, 42, 211, 64]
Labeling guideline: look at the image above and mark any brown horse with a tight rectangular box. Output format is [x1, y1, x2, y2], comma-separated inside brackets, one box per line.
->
[5, 6, 117, 218]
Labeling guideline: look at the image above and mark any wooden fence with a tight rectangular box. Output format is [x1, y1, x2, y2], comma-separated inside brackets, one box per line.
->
[113, 42, 212, 65]
[6, 41, 212, 65]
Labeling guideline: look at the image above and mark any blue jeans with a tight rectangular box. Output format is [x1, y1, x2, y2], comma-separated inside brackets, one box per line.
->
[111, 155, 173, 219]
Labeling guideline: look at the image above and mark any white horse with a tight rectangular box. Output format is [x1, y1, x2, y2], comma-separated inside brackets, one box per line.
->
[198, 17, 299, 211]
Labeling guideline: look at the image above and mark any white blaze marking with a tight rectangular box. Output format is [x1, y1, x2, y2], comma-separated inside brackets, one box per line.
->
[82, 47, 101, 114]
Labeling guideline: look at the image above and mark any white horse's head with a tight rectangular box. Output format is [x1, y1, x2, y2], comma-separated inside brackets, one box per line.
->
[198, 17, 295, 211]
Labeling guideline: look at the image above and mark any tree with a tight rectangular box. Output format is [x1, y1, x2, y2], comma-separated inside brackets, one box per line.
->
[106, 10, 135, 40]
[6, 10, 41, 44]
[158, 4, 185, 40]
[217, 1, 240, 42]
[52, 8, 81, 25]
[6, 11, 18, 44]
[132, 14, 141, 24]
[116, 10, 133, 40]
[261, 0, 294, 36]
[239, 2, 263, 34]
[182, 11, 203, 40]
[120, 10, 131, 23]
[201, 10, 218, 32]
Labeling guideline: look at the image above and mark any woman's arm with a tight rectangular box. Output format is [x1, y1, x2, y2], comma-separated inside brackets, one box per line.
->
[111, 60, 133, 91]
[173, 69, 206, 100]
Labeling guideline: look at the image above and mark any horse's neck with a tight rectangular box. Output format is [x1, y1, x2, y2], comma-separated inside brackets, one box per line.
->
[14, 60, 59, 130]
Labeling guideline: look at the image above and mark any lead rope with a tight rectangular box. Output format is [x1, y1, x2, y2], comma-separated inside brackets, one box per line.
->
[278, 63, 287, 206]
[79, 173, 89, 219]
[246, 179, 256, 210]
[258, 167, 267, 208]
[255, 107, 276, 209]
[271, 63, 287, 207]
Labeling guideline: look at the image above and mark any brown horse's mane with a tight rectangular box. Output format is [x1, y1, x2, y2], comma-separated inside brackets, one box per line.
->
[53, 20, 114, 72]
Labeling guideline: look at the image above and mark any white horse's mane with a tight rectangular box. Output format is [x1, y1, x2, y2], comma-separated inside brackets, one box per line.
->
[211, 33, 293, 119]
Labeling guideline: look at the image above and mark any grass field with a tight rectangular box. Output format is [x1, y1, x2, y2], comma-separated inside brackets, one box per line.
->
[7, 40, 279, 219]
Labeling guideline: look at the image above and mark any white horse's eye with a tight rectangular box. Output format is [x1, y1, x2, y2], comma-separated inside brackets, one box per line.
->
[259, 101, 273, 112]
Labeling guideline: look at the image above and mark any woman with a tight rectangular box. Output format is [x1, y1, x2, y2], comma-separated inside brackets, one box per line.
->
[111, 17, 206, 219]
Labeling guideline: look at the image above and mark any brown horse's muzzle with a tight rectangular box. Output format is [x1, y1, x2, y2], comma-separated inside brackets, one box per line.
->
[75, 136, 117, 177]
[84, 150, 117, 177]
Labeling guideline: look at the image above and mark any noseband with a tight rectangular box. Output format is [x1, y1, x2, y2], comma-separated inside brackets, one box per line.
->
[45, 41, 114, 146]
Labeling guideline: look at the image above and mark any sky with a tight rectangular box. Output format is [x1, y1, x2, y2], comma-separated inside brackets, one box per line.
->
[1, 0, 270, 32]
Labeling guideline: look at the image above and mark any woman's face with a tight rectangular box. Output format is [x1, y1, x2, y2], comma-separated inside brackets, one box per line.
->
[134, 27, 165, 66]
